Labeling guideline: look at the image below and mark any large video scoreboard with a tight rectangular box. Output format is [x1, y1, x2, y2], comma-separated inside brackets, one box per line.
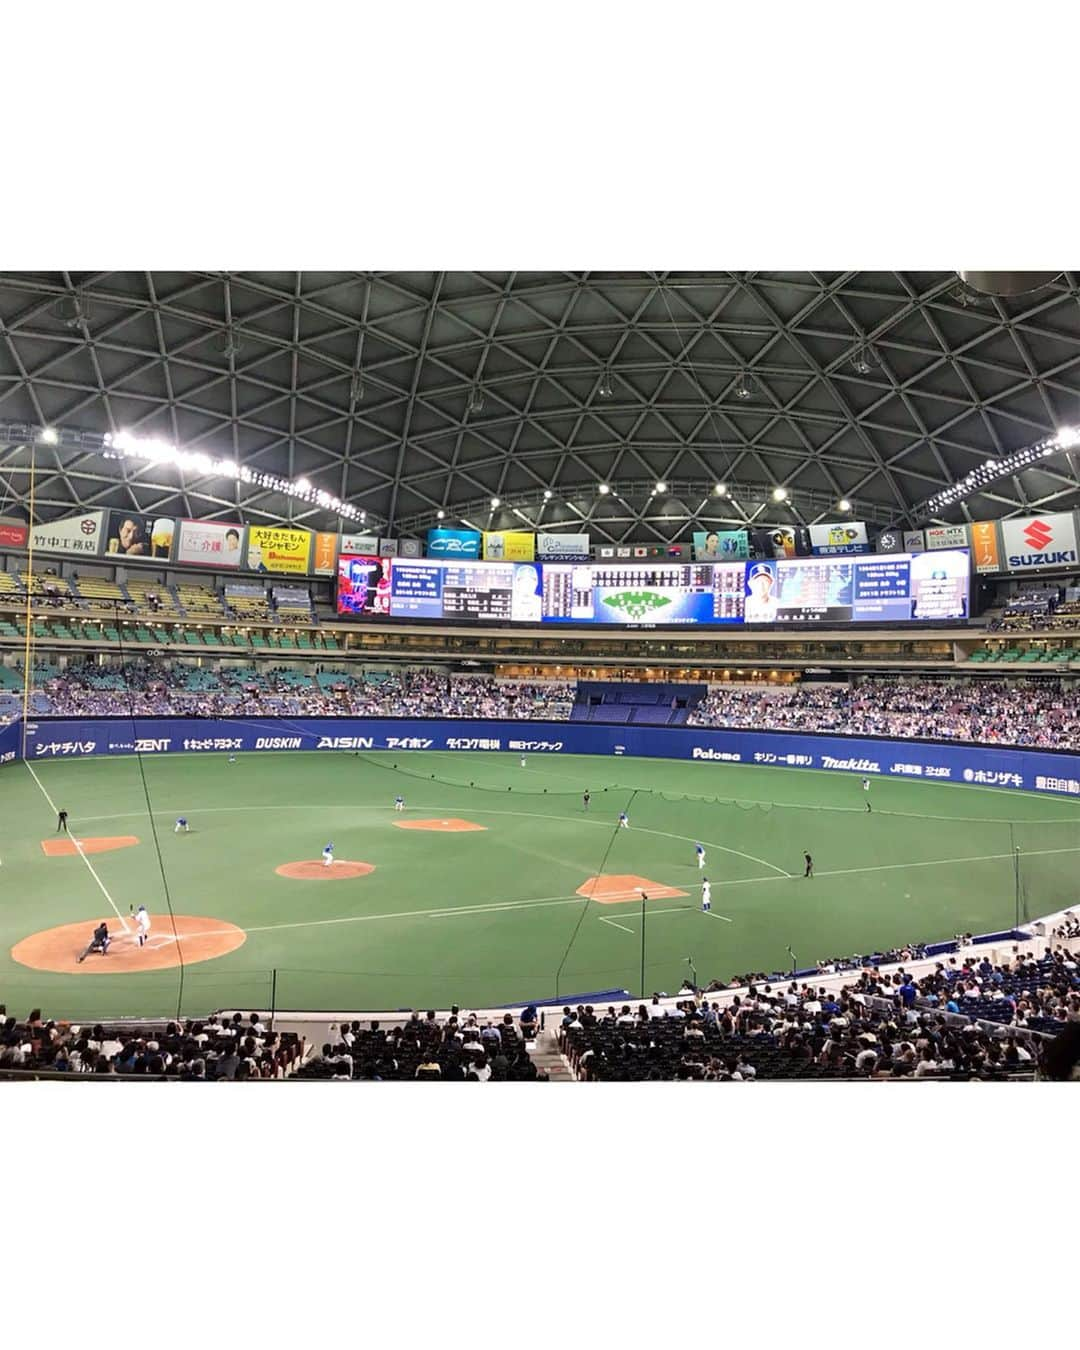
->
[337, 550, 970, 626]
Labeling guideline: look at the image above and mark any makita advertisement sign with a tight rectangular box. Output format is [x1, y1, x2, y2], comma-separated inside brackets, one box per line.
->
[9, 715, 1080, 799]
[1001, 512, 1080, 571]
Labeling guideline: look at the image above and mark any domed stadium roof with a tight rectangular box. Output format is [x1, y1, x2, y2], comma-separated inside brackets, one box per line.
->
[1, 270, 1078, 545]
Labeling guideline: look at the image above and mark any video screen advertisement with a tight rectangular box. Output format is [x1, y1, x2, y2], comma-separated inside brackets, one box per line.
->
[337, 550, 969, 627]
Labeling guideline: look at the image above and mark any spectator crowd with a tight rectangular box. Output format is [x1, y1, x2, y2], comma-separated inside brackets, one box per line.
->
[689, 676, 1080, 749]
[0, 1009, 304, 1078]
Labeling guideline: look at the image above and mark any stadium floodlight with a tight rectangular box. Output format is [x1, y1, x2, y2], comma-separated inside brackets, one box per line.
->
[598, 483, 611, 494]
[772, 486, 788, 502]
[714, 483, 727, 496]
[543, 489, 553, 499]
[918, 423, 1080, 518]
[598, 370, 614, 399]
[490, 497, 500, 509]
[436, 509, 445, 519]
[39, 426, 59, 445]
[838, 498, 852, 512]
[102, 428, 364, 519]
[734, 373, 753, 400]
[655, 481, 667, 494]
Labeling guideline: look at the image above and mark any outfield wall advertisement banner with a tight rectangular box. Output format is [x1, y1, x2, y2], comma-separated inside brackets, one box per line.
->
[426, 528, 482, 559]
[536, 532, 590, 561]
[176, 519, 244, 567]
[14, 716, 1080, 798]
[312, 531, 338, 574]
[340, 532, 379, 555]
[482, 531, 535, 562]
[926, 524, 968, 551]
[693, 529, 749, 561]
[0, 520, 29, 548]
[969, 520, 1001, 573]
[1000, 512, 1079, 572]
[245, 525, 312, 574]
[808, 522, 869, 555]
[104, 510, 175, 560]
[29, 510, 106, 556]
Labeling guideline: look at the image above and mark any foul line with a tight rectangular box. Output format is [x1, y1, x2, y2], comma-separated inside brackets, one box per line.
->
[598, 916, 635, 935]
[24, 762, 130, 932]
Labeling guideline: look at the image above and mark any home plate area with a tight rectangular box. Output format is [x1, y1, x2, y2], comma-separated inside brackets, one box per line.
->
[576, 874, 688, 904]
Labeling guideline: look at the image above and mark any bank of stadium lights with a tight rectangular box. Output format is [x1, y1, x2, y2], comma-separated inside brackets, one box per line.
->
[100, 430, 365, 520]
[919, 425, 1080, 517]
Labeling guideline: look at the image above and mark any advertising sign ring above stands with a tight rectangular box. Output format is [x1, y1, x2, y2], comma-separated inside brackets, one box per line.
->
[11, 716, 1080, 799]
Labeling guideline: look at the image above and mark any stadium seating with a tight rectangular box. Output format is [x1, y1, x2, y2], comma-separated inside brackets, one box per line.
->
[0, 1012, 306, 1079]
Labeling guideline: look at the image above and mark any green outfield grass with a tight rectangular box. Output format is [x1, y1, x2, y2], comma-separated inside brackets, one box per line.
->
[1, 749, 1079, 1021]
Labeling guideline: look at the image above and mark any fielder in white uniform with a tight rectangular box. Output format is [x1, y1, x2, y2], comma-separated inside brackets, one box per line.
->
[174, 816, 190, 833]
[322, 841, 335, 867]
[701, 878, 711, 912]
[618, 811, 629, 829]
[394, 795, 405, 812]
[520, 755, 527, 768]
[134, 904, 152, 947]
[695, 842, 706, 870]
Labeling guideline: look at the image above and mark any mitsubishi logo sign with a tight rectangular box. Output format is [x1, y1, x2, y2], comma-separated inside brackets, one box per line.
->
[1023, 519, 1053, 550]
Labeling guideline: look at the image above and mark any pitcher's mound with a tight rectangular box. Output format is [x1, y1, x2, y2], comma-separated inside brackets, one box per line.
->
[577, 874, 688, 905]
[11, 915, 246, 975]
[393, 818, 486, 832]
[275, 860, 376, 880]
[42, 835, 139, 857]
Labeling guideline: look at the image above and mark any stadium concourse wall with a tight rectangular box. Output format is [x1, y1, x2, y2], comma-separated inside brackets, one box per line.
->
[6, 715, 1080, 799]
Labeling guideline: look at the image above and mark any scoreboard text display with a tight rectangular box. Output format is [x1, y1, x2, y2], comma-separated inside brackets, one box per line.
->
[336, 550, 970, 626]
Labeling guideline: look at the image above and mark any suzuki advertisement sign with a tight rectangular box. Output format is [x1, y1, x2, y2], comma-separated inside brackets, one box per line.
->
[1001, 512, 1080, 572]
[426, 528, 482, 560]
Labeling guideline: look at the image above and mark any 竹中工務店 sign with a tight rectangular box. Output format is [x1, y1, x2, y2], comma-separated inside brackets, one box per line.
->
[29, 510, 106, 556]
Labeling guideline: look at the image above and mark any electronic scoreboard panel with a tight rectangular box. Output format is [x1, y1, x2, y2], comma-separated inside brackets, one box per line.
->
[337, 550, 969, 626]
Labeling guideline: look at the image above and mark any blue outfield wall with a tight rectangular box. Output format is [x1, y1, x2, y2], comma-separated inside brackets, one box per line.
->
[9, 714, 1080, 801]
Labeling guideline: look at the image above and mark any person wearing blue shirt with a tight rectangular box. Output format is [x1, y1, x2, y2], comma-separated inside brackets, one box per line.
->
[899, 978, 918, 1008]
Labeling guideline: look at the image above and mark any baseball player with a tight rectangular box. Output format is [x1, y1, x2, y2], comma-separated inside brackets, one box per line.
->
[618, 811, 629, 829]
[862, 777, 872, 812]
[133, 904, 152, 947]
[701, 878, 712, 912]
[520, 755, 527, 768]
[695, 842, 706, 870]
[322, 841, 335, 867]
[56, 809, 69, 833]
[394, 794, 405, 812]
[583, 790, 591, 811]
[174, 816, 190, 833]
[228, 753, 237, 764]
[76, 921, 111, 963]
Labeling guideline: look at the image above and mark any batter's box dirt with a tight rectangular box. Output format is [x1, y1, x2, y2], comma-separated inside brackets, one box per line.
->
[275, 860, 376, 880]
[41, 835, 139, 857]
[11, 915, 246, 974]
[392, 818, 487, 832]
[576, 874, 688, 905]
